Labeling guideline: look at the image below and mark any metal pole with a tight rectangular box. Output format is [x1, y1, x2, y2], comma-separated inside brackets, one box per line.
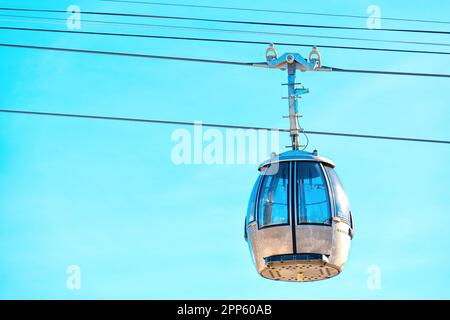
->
[287, 63, 300, 150]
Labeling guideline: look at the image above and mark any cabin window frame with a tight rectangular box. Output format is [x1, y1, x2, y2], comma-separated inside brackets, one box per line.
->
[324, 164, 353, 228]
[246, 175, 263, 225]
[256, 162, 291, 230]
[295, 161, 333, 227]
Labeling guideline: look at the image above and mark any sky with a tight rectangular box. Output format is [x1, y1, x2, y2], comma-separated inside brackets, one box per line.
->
[0, 0, 449, 299]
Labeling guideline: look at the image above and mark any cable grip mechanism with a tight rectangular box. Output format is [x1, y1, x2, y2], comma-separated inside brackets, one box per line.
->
[309, 46, 322, 68]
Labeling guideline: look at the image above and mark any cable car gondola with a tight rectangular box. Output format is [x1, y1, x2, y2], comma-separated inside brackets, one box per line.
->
[244, 150, 353, 282]
[244, 46, 353, 282]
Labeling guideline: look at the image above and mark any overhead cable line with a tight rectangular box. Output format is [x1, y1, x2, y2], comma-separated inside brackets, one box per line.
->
[2, 26, 449, 56]
[1, 13, 449, 48]
[324, 67, 450, 78]
[1, 109, 449, 145]
[0, 7, 449, 35]
[99, 0, 450, 26]
[1, 43, 450, 78]
[0, 42, 253, 66]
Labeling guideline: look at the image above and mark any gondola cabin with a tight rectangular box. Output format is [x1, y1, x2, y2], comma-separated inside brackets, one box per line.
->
[244, 150, 353, 282]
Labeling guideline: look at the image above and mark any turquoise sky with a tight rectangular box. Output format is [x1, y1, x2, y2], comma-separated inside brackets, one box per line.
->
[0, 0, 449, 299]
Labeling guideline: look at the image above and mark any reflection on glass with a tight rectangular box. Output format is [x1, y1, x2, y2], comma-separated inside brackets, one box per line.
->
[247, 175, 262, 223]
[297, 162, 332, 225]
[325, 166, 352, 224]
[258, 163, 289, 227]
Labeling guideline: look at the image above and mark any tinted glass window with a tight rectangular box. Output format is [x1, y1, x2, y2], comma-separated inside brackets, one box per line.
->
[325, 166, 351, 224]
[247, 175, 262, 223]
[297, 162, 332, 225]
[257, 163, 289, 227]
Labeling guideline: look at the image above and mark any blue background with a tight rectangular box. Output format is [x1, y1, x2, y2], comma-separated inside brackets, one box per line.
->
[0, 0, 449, 299]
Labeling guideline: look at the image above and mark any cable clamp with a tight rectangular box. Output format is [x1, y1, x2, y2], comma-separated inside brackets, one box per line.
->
[309, 46, 322, 68]
[265, 43, 278, 63]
